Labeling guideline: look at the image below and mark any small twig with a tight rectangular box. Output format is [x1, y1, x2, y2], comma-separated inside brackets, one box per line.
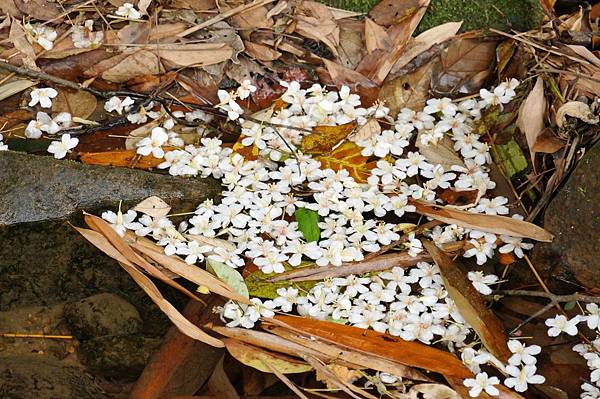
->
[0, 332, 74, 339]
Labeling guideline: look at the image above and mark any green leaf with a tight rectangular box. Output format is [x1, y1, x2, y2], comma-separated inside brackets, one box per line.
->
[206, 258, 249, 299]
[564, 301, 577, 311]
[295, 208, 320, 242]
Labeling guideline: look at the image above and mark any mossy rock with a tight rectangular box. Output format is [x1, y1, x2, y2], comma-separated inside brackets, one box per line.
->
[319, 0, 542, 32]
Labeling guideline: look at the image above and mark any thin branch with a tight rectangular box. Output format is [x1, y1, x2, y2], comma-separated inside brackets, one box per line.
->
[492, 289, 600, 304]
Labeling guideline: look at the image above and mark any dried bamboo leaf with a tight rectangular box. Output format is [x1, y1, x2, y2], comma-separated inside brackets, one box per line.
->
[422, 240, 511, 362]
[410, 200, 553, 242]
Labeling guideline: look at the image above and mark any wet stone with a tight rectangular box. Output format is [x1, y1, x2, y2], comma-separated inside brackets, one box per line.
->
[532, 143, 600, 291]
[64, 293, 143, 340]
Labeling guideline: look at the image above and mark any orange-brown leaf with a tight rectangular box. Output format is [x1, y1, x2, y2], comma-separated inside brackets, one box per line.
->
[80, 149, 167, 169]
[273, 315, 472, 378]
[316, 141, 376, 183]
[301, 122, 357, 154]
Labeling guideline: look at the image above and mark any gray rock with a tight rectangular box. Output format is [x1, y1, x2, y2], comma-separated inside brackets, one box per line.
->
[0, 151, 221, 225]
[0, 152, 220, 334]
[79, 335, 162, 381]
[0, 356, 108, 399]
[533, 143, 600, 291]
[64, 293, 142, 340]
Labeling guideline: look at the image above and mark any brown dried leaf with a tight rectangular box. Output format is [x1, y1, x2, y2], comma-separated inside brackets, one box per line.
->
[244, 41, 281, 61]
[358, 1, 430, 84]
[316, 141, 377, 183]
[378, 61, 433, 114]
[416, 134, 464, 169]
[156, 43, 233, 68]
[133, 196, 171, 218]
[349, 119, 380, 142]
[9, 18, 36, 68]
[516, 76, 545, 154]
[369, 0, 426, 26]
[422, 240, 511, 362]
[431, 37, 497, 96]
[294, 1, 340, 57]
[0, 79, 35, 101]
[364, 18, 391, 53]
[410, 200, 554, 241]
[531, 128, 565, 154]
[52, 89, 98, 120]
[391, 21, 462, 74]
[82, 214, 202, 302]
[14, 0, 60, 21]
[100, 50, 163, 83]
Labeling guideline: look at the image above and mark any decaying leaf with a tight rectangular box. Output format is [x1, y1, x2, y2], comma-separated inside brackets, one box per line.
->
[300, 121, 356, 154]
[132, 196, 171, 218]
[378, 61, 434, 114]
[101, 51, 163, 83]
[416, 134, 464, 170]
[223, 338, 312, 374]
[9, 18, 36, 68]
[316, 141, 377, 183]
[294, 1, 340, 57]
[157, 42, 234, 68]
[556, 101, 599, 127]
[369, 0, 427, 26]
[410, 200, 554, 242]
[52, 89, 98, 120]
[359, 0, 430, 84]
[14, 0, 60, 21]
[349, 118, 380, 142]
[516, 76, 546, 154]
[391, 22, 462, 74]
[364, 18, 391, 53]
[422, 240, 511, 362]
[431, 37, 498, 95]
[272, 315, 472, 378]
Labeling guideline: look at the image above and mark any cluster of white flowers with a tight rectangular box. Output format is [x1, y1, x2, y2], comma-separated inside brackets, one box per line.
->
[72, 20, 103, 49]
[21, 87, 79, 158]
[24, 23, 57, 51]
[462, 340, 545, 397]
[567, 303, 600, 397]
[86, 78, 600, 397]
[115, 3, 142, 20]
